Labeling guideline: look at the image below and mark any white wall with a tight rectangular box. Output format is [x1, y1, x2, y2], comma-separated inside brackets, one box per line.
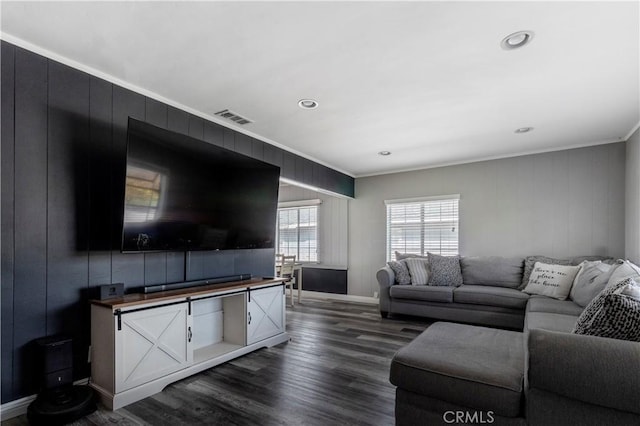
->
[626, 128, 640, 264]
[278, 184, 349, 268]
[349, 143, 626, 297]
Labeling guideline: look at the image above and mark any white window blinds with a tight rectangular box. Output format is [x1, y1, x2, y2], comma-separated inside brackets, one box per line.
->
[385, 195, 459, 261]
[277, 205, 318, 262]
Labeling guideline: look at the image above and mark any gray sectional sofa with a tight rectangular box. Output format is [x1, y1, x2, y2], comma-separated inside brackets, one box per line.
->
[378, 255, 640, 425]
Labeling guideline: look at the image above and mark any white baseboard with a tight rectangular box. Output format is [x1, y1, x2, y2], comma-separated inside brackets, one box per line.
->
[0, 394, 36, 420]
[0, 378, 90, 421]
[299, 290, 379, 305]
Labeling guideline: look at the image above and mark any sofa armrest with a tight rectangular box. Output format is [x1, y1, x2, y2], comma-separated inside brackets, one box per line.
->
[376, 266, 395, 315]
[528, 328, 640, 415]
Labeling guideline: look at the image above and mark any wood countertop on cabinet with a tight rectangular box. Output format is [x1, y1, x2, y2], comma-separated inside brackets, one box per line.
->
[90, 278, 285, 309]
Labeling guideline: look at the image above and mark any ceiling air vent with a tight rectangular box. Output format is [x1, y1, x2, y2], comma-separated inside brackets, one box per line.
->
[214, 109, 253, 125]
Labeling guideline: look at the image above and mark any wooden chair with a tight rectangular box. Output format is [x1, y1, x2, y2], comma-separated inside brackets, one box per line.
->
[275, 253, 284, 270]
[277, 255, 297, 306]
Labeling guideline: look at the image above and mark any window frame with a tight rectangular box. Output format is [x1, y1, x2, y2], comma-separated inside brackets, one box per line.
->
[276, 200, 320, 263]
[385, 194, 460, 261]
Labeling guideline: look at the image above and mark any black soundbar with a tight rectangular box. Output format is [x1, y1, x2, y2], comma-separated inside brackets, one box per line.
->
[141, 274, 252, 294]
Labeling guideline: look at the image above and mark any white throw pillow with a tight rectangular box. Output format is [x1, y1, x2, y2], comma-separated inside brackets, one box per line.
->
[604, 260, 640, 289]
[522, 262, 582, 300]
[405, 258, 430, 286]
[570, 260, 613, 307]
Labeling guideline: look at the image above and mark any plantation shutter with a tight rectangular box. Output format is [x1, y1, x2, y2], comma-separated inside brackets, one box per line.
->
[385, 195, 459, 261]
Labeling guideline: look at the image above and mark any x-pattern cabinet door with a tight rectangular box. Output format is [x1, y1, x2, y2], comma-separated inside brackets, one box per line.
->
[115, 302, 193, 392]
[247, 285, 285, 345]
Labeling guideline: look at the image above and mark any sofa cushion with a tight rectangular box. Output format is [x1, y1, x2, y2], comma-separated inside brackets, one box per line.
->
[460, 256, 523, 289]
[526, 295, 584, 316]
[453, 285, 529, 309]
[405, 258, 430, 285]
[525, 312, 578, 333]
[522, 262, 582, 300]
[570, 260, 614, 307]
[390, 285, 454, 303]
[427, 253, 463, 287]
[387, 260, 411, 285]
[605, 259, 640, 287]
[390, 322, 524, 417]
[570, 255, 615, 265]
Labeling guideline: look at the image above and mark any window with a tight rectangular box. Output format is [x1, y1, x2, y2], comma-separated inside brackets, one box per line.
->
[385, 195, 459, 261]
[277, 204, 318, 262]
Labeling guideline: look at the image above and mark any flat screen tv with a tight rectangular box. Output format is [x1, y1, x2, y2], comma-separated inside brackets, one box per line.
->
[121, 118, 280, 252]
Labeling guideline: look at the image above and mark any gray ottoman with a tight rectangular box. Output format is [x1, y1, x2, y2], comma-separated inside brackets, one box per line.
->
[390, 322, 526, 425]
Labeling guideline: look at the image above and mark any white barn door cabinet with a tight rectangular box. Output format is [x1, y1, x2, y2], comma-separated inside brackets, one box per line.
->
[247, 284, 286, 345]
[90, 279, 288, 410]
[116, 302, 193, 392]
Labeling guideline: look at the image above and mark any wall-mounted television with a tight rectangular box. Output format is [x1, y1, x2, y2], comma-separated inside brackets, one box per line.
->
[121, 118, 280, 253]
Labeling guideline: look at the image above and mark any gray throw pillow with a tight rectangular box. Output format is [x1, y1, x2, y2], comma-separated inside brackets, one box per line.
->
[387, 260, 411, 285]
[569, 261, 614, 307]
[573, 278, 640, 342]
[520, 256, 572, 290]
[427, 253, 463, 287]
[405, 258, 430, 286]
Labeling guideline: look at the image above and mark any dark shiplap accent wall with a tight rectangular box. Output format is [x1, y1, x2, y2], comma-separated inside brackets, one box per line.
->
[0, 41, 354, 403]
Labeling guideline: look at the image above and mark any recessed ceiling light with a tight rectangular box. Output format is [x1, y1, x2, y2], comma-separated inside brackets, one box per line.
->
[378, 151, 391, 156]
[298, 99, 318, 109]
[501, 31, 534, 50]
[514, 127, 534, 134]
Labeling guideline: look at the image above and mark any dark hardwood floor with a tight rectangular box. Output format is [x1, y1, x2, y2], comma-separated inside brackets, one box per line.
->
[3, 299, 431, 426]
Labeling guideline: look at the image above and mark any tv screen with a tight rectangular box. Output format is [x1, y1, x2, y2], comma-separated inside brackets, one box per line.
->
[121, 118, 280, 252]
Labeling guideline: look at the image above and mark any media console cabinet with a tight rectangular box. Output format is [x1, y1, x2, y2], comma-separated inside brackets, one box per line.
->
[90, 278, 289, 410]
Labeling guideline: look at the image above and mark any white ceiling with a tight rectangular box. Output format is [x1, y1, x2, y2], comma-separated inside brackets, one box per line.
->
[1, 1, 639, 177]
